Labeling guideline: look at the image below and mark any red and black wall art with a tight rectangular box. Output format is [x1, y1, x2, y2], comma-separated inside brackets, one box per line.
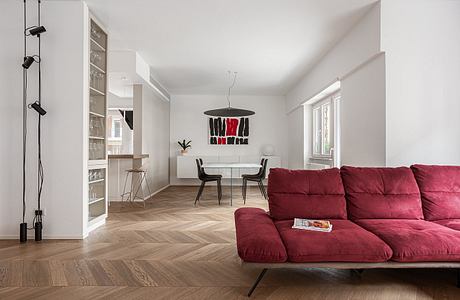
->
[208, 117, 249, 145]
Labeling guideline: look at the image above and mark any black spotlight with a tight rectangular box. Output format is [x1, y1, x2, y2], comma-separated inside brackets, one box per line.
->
[29, 26, 46, 36]
[30, 101, 47, 116]
[22, 56, 35, 69]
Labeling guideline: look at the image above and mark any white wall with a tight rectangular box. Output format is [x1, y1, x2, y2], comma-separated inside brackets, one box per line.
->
[341, 54, 386, 166]
[0, 0, 87, 238]
[170, 95, 288, 185]
[286, 106, 305, 169]
[285, 3, 381, 113]
[141, 85, 170, 193]
[285, 3, 385, 167]
[381, 0, 460, 166]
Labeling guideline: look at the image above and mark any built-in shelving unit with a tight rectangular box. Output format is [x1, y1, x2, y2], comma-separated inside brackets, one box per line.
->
[87, 16, 108, 232]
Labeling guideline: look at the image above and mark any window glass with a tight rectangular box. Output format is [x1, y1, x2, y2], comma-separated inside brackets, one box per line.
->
[313, 107, 321, 155]
[322, 103, 331, 155]
[113, 120, 122, 138]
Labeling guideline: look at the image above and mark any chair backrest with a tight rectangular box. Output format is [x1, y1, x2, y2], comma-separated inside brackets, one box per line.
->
[260, 158, 268, 178]
[196, 159, 205, 180]
[254, 158, 265, 177]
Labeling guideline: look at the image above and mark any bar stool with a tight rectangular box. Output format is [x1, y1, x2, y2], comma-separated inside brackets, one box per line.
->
[121, 166, 152, 208]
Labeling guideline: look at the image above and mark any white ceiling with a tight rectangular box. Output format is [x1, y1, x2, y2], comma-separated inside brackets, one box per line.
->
[84, 0, 377, 95]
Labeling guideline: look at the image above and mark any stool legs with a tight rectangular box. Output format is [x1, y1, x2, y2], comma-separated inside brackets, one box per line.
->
[131, 171, 149, 208]
[121, 171, 130, 207]
[120, 170, 149, 208]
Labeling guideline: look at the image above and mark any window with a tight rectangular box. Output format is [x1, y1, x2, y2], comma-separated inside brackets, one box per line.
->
[312, 93, 340, 158]
[113, 120, 122, 139]
[108, 117, 122, 141]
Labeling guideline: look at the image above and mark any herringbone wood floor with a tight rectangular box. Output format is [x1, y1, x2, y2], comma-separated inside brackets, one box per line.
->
[0, 186, 459, 299]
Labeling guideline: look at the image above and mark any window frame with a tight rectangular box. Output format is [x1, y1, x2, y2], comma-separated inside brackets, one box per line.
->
[311, 92, 339, 159]
[108, 117, 123, 142]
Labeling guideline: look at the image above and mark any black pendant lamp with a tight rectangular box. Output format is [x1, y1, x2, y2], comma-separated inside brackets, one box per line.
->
[204, 71, 255, 117]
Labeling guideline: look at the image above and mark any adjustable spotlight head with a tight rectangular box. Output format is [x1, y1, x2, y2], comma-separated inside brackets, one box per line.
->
[22, 56, 35, 69]
[29, 101, 47, 116]
[29, 26, 46, 36]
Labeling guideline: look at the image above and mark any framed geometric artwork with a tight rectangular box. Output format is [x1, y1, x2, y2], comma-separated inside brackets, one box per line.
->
[208, 117, 249, 145]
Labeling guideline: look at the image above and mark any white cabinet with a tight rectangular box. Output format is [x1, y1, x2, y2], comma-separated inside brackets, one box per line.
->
[86, 15, 108, 233]
[177, 156, 199, 178]
[176, 155, 282, 179]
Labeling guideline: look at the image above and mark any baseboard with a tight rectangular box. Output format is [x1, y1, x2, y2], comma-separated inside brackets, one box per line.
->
[143, 184, 170, 200]
[0, 234, 85, 240]
[109, 184, 170, 202]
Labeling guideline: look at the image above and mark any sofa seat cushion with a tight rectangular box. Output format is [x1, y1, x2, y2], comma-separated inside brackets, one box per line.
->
[267, 168, 347, 220]
[356, 219, 460, 262]
[234, 208, 287, 263]
[433, 219, 460, 231]
[411, 164, 460, 220]
[274, 219, 392, 263]
[341, 166, 423, 220]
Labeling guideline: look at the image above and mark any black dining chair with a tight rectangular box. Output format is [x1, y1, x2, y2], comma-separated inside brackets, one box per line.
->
[195, 159, 222, 205]
[242, 158, 268, 203]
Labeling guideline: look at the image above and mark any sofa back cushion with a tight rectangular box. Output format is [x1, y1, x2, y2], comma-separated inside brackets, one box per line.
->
[411, 164, 460, 220]
[341, 166, 423, 220]
[267, 168, 347, 220]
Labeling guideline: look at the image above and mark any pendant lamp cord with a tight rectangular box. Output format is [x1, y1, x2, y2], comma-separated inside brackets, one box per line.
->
[226, 71, 237, 108]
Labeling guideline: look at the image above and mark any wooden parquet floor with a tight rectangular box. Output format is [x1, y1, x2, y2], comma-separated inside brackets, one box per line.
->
[0, 186, 459, 299]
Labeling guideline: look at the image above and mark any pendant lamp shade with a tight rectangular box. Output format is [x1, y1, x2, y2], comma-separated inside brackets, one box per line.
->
[204, 107, 255, 117]
[204, 71, 255, 117]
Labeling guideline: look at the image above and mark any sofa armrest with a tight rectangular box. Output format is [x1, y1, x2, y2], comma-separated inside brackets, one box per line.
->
[234, 208, 287, 263]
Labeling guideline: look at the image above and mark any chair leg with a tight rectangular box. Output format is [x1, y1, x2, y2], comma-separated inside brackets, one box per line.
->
[195, 181, 205, 205]
[242, 178, 247, 204]
[260, 181, 268, 200]
[217, 179, 222, 204]
[247, 269, 268, 297]
[257, 181, 264, 198]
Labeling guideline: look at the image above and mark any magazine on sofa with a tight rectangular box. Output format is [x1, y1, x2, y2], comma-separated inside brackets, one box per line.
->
[292, 218, 333, 232]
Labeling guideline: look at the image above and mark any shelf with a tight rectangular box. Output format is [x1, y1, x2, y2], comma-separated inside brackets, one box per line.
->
[87, 17, 108, 235]
[90, 38, 106, 52]
[89, 178, 104, 184]
[89, 197, 105, 205]
[90, 62, 106, 74]
[90, 87, 105, 96]
[89, 111, 105, 118]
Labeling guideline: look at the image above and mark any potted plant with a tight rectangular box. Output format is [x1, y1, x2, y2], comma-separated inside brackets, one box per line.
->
[178, 139, 192, 155]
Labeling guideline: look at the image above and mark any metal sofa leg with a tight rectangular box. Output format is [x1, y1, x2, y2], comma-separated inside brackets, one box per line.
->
[351, 269, 364, 277]
[247, 268, 268, 297]
[457, 269, 460, 288]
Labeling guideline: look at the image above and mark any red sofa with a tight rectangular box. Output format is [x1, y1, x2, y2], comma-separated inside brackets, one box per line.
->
[235, 165, 460, 296]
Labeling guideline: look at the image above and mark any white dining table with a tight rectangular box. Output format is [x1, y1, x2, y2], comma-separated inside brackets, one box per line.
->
[201, 163, 262, 205]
